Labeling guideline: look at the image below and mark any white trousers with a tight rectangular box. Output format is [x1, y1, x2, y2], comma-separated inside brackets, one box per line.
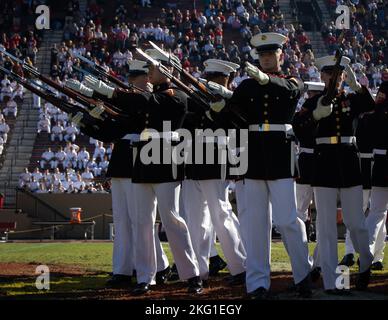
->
[111, 178, 169, 277]
[242, 179, 312, 292]
[133, 182, 199, 284]
[365, 187, 388, 263]
[314, 186, 374, 290]
[182, 179, 246, 279]
[295, 183, 319, 267]
[296, 183, 313, 222]
[345, 189, 371, 255]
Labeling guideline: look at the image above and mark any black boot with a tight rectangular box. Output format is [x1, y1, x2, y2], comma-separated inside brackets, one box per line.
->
[248, 287, 271, 300]
[167, 263, 179, 281]
[355, 267, 371, 291]
[225, 271, 246, 286]
[156, 266, 171, 285]
[338, 254, 355, 267]
[295, 274, 312, 298]
[132, 282, 151, 295]
[209, 255, 227, 276]
[310, 267, 321, 283]
[187, 276, 203, 294]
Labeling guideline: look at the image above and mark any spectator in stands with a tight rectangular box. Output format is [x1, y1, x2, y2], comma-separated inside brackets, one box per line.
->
[87, 157, 99, 176]
[28, 176, 40, 193]
[64, 122, 79, 142]
[52, 146, 65, 170]
[65, 141, 79, 153]
[81, 167, 94, 186]
[0, 118, 10, 143]
[93, 141, 105, 162]
[37, 115, 51, 135]
[77, 146, 90, 170]
[0, 135, 3, 156]
[0, 82, 12, 102]
[36, 181, 48, 193]
[51, 121, 64, 142]
[99, 155, 109, 176]
[105, 143, 114, 160]
[3, 96, 17, 117]
[73, 173, 85, 193]
[64, 146, 78, 169]
[40, 148, 55, 170]
[19, 167, 31, 189]
[57, 111, 68, 126]
[62, 176, 74, 193]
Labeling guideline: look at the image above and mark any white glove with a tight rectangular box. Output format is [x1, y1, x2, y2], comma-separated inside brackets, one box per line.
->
[210, 99, 226, 113]
[69, 112, 84, 126]
[345, 65, 362, 92]
[313, 96, 333, 121]
[245, 61, 269, 85]
[65, 79, 93, 97]
[89, 103, 105, 120]
[84, 75, 115, 98]
[207, 81, 233, 99]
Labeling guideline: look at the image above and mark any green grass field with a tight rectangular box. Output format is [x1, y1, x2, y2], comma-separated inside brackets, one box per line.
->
[0, 242, 386, 298]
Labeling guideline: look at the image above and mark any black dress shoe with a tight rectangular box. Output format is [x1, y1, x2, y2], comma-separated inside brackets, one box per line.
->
[295, 274, 312, 298]
[156, 266, 171, 285]
[132, 282, 151, 295]
[371, 261, 383, 271]
[167, 263, 180, 281]
[226, 271, 246, 286]
[325, 288, 351, 296]
[106, 274, 133, 288]
[338, 254, 355, 267]
[209, 255, 227, 276]
[187, 276, 203, 294]
[355, 267, 371, 291]
[310, 267, 321, 283]
[248, 287, 270, 300]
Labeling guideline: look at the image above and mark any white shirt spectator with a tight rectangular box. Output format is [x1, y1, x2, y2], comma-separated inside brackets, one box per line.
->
[51, 123, 64, 142]
[77, 148, 90, 170]
[37, 117, 51, 134]
[93, 143, 106, 161]
[40, 149, 55, 169]
[0, 136, 3, 156]
[0, 84, 13, 102]
[81, 169, 94, 185]
[19, 169, 32, 188]
[64, 124, 79, 142]
[0, 120, 10, 143]
[29, 179, 40, 192]
[64, 148, 78, 168]
[3, 99, 17, 117]
[32, 169, 44, 182]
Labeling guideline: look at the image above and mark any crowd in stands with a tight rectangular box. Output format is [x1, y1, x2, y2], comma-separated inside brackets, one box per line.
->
[19, 165, 109, 194]
[322, 0, 388, 92]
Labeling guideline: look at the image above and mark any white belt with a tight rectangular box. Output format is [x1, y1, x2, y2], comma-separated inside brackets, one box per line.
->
[373, 149, 387, 156]
[299, 147, 314, 154]
[316, 136, 356, 145]
[121, 133, 141, 142]
[139, 130, 180, 142]
[249, 123, 293, 133]
[359, 153, 373, 159]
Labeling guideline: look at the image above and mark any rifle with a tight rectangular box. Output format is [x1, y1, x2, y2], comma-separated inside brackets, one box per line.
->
[136, 48, 213, 111]
[148, 41, 248, 127]
[0, 66, 99, 129]
[73, 52, 134, 90]
[321, 49, 344, 106]
[0, 47, 126, 119]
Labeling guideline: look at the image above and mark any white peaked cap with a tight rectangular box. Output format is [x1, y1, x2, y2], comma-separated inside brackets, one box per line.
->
[304, 81, 325, 92]
[315, 55, 351, 71]
[250, 32, 287, 59]
[204, 59, 240, 72]
[127, 59, 148, 74]
[203, 59, 236, 75]
[144, 49, 169, 62]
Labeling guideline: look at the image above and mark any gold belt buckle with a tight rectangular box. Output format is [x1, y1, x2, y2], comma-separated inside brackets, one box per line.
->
[263, 123, 270, 132]
[330, 136, 338, 144]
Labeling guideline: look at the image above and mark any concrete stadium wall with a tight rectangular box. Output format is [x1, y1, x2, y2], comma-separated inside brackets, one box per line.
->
[15, 193, 114, 240]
